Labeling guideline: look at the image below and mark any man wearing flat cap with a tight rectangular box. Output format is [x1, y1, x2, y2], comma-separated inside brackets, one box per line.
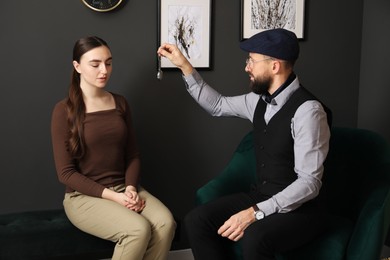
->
[158, 28, 331, 260]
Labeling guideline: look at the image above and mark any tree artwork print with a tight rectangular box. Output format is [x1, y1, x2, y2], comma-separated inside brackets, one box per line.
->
[168, 5, 202, 60]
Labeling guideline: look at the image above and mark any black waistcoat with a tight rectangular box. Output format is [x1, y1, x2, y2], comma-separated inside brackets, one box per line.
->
[253, 87, 319, 198]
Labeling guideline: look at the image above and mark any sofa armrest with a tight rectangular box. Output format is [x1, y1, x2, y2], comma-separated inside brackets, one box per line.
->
[196, 141, 257, 205]
[345, 182, 390, 260]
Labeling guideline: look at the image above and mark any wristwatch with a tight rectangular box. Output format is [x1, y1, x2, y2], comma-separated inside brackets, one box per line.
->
[252, 205, 265, 220]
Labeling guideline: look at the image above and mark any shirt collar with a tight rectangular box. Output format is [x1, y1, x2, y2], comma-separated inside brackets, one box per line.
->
[263, 73, 297, 104]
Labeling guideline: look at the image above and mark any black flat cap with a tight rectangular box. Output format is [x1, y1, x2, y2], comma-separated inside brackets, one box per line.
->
[240, 28, 299, 61]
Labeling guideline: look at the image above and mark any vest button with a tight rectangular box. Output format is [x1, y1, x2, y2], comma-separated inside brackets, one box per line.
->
[262, 181, 267, 185]
[260, 146, 264, 150]
[261, 163, 265, 168]
[263, 129, 267, 134]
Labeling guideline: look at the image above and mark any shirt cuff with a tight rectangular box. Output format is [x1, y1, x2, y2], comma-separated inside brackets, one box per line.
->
[182, 69, 202, 88]
[256, 199, 278, 217]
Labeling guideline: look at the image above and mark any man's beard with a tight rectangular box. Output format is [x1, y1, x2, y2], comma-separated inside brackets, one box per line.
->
[250, 75, 272, 95]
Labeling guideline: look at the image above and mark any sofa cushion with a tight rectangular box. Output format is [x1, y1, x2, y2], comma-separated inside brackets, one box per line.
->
[0, 209, 114, 260]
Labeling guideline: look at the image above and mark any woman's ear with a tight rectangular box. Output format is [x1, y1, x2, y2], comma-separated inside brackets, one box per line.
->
[73, 60, 81, 73]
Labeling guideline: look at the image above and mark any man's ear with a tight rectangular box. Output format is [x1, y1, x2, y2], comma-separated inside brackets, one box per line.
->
[73, 60, 81, 73]
[271, 60, 281, 74]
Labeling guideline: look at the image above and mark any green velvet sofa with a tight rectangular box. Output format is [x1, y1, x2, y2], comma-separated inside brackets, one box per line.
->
[0, 208, 181, 259]
[0, 209, 114, 259]
[196, 127, 390, 260]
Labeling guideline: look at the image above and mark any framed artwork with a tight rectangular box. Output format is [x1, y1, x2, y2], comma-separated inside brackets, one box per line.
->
[241, 0, 305, 40]
[158, 0, 212, 68]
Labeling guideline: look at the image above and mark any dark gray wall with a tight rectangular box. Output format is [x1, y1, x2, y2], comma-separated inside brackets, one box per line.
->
[359, 0, 390, 143]
[2, 0, 382, 249]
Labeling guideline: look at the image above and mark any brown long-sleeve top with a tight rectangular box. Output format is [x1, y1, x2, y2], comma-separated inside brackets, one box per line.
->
[51, 93, 140, 198]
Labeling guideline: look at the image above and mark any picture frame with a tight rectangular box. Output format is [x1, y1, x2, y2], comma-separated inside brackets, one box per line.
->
[158, 0, 212, 69]
[240, 0, 305, 40]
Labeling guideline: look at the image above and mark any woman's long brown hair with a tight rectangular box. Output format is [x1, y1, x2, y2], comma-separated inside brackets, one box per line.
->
[66, 36, 110, 159]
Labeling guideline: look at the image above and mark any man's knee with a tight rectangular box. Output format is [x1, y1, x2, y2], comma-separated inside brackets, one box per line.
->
[241, 224, 276, 259]
[184, 206, 208, 236]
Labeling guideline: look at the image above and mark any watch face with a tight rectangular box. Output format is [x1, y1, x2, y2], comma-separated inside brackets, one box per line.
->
[255, 211, 264, 220]
[82, 0, 123, 12]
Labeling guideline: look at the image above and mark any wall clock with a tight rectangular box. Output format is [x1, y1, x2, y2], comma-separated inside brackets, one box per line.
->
[82, 0, 123, 12]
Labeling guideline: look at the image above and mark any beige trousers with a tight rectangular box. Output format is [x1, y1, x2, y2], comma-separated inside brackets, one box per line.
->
[63, 185, 176, 260]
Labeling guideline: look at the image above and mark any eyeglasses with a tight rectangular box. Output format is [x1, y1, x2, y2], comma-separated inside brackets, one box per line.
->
[245, 57, 272, 67]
